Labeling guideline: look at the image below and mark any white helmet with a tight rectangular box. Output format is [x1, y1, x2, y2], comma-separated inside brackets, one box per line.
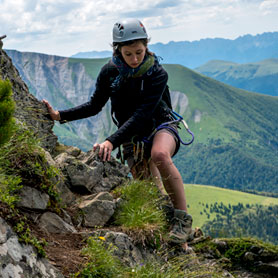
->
[113, 19, 148, 43]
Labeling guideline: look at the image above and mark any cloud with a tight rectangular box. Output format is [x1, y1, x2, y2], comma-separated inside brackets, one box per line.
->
[119, 0, 182, 18]
[1, 0, 277, 56]
[120, 9, 159, 18]
[260, 0, 278, 15]
[154, 0, 184, 9]
[1, 0, 80, 35]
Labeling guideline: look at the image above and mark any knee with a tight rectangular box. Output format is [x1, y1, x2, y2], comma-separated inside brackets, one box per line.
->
[151, 149, 171, 167]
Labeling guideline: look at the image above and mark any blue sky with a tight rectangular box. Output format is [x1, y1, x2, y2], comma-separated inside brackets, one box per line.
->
[1, 0, 278, 57]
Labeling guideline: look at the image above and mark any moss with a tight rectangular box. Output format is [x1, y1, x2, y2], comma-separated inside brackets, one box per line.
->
[223, 237, 278, 260]
[194, 237, 217, 253]
[194, 237, 278, 270]
[223, 238, 253, 262]
[14, 219, 47, 257]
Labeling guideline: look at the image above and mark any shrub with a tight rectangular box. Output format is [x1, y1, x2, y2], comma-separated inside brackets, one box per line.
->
[0, 79, 16, 145]
[0, 127, 61, 207]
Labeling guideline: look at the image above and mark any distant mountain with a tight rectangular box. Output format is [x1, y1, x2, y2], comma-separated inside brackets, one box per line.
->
[195, 58, 278, 96]
[71, 32, 278, 68]
[71, 50, 112, 59]
[6, 50, 278, 194]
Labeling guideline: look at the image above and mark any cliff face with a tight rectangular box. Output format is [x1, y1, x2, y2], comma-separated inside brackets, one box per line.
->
[5, 50, 96, 108]
[0, 49, 57, 153]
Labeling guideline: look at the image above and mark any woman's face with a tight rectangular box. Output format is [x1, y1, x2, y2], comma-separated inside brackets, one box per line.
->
[120, 41, 147, 68]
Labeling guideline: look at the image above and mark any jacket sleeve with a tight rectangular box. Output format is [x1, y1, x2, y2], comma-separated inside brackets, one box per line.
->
[59, 64, 111, 122]
[106, 67, 168, 149]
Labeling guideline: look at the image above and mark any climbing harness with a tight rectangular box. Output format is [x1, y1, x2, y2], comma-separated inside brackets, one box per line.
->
[143, 110, 194, 146]
[116, 110, 194, 180]
[133, 140, 144, 162]
[117, 110, 194, 166]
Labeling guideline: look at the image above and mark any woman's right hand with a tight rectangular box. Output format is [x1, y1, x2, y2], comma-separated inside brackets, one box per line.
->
[93, 140, 113, 161]
[42, 99, 61, 121]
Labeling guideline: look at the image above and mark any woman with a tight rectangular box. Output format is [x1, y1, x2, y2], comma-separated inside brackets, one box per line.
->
[43, 18, 192, 244]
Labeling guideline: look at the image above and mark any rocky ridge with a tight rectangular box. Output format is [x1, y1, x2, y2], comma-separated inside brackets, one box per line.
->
[0, 47, 57, 153]
[1, 44, 278, 278]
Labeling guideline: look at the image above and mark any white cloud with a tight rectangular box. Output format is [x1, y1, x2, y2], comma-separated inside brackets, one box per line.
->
[260, 0, 278, 15]
[0, 0, 277, 56]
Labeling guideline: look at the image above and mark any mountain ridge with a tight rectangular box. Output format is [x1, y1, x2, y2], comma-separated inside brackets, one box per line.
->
[70, 31, 278, 68]
[196, 58, 278, 96]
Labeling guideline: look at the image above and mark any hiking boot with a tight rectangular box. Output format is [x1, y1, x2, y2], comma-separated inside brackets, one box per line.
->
[168, 209, 193, 244]
[161, 196, 175, 224]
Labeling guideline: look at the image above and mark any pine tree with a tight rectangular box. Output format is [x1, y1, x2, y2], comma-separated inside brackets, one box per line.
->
[0, 79, 16, 145]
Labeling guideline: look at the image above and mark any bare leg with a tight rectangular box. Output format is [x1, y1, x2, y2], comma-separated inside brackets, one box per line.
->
[151, 131, 187, 211]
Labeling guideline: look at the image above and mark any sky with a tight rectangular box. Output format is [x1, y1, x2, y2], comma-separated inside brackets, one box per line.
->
[1, 0, 278, 57]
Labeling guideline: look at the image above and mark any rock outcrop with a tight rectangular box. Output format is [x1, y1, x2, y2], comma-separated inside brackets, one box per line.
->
[0, 48, 58, 153]
[0, 217, 63, 278]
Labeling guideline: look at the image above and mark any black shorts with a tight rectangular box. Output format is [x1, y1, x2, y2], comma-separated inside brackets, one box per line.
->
[122, 122, 180, 162]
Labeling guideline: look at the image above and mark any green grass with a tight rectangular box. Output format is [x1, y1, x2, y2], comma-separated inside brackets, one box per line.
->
[184, 184, 278, 228]
[68, 57, 110, 79]
[196, 58, 278, 78]
[113, 179, 167, 233]
[74, 236, 124, 278]
[165, 62, 278, 142]
[75, 180, 228, 278]
[75, 235, 225, 278]
[194, 236, 278, 271]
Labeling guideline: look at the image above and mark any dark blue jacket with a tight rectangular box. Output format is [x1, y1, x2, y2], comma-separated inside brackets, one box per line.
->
[59, 58, 172, 149]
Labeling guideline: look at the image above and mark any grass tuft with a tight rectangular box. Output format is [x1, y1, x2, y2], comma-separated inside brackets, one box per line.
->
[113, 179, 168, 245]
[73, 235, 124, 278]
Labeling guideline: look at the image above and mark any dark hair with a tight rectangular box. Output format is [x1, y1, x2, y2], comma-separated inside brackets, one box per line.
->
[112, 38, 152, 56]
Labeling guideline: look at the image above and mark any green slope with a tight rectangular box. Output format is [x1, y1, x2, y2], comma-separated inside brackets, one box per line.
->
[162, 64, 278, 193]
[164, 63, 278, 145]
[68, 57, 110, 79]
[195, 58, 278, 96]
[184, 184, 278, 228]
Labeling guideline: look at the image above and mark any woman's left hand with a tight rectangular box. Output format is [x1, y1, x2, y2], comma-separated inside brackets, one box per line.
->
[93, 140, 113, 161]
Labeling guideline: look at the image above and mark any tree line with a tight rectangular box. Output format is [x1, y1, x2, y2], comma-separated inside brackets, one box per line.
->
[200, 202, 278, 244]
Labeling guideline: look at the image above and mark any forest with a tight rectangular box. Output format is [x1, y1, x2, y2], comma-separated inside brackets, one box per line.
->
[200, 202, 278, 244]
